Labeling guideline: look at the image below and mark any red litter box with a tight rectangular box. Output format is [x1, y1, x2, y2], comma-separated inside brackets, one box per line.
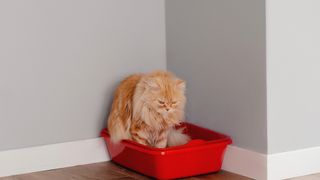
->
[101, 122, 232, 179]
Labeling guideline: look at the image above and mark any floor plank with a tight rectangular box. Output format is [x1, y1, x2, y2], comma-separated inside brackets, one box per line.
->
[287, 174, 320, 180]
[0, 162, 251, 180]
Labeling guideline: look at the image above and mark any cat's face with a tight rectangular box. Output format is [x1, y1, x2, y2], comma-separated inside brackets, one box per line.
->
[155, 98, 179, 117]
[143, 75, 186, 121]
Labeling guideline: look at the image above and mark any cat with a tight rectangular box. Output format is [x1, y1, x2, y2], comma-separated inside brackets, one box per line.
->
[107, 70, 190, 148]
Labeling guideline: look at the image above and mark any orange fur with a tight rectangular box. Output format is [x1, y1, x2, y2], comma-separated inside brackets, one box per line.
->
[107, 71, 189, 148]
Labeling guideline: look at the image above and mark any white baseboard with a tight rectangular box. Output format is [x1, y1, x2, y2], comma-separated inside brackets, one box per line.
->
[268, 146, 320, 180]
[222, 145, 268, 180]
[2, 139, 320, 180]
[223, 145, 320, 180]
[0, 138, 110, 177]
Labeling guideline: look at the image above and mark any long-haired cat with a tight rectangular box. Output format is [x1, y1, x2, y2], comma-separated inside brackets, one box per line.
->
[107, 71, 190, 148]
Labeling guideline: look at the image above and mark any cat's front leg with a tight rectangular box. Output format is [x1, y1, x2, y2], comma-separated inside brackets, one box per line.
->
[131, 133, 149, 146]
[155, 138, 167, 148]
[131, 128, 150, 146]
[154, 129, 169, 148]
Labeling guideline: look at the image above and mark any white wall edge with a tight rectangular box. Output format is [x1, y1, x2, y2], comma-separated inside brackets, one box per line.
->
[0, 138, 110, 177]
[268, 146, 320, 180]
[222, 145, 268, 180]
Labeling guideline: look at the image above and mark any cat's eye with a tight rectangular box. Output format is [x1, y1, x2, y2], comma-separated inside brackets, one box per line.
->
[172, 101, 178, 104]
[158, 100, 165, 104]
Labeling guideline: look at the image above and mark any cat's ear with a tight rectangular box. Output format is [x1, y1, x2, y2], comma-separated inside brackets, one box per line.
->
[144, 78, 160, 90]
[176, 79, 186, 90]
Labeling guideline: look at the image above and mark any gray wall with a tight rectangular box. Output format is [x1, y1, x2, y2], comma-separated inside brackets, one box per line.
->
[166, 0, 267, 153]
[267, 0, 320, 153]
[0, 0, 165, 151]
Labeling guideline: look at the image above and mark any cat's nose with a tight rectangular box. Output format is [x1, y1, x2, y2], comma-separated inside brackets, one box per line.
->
[165, 108, 170, 111]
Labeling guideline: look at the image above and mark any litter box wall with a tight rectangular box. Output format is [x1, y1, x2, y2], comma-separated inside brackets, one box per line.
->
[0, 0, 166, 151]
[166, 0, 267, 154]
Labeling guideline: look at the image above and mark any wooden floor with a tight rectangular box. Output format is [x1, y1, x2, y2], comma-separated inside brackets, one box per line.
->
[1, 162, 319, 180]
[0, 162, 251, 180]
[288, 174, 320, 180]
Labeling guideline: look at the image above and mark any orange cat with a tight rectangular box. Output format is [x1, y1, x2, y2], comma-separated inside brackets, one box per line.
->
[107, 71, 190, 148]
